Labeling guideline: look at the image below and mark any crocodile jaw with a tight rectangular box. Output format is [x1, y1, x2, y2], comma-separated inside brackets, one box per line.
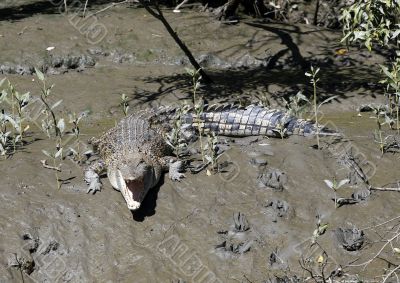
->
[123, 178, 145, 210]
[109, 169, 145, 210]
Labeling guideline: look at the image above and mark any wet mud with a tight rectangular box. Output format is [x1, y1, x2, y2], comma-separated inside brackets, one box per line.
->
[0, 2, 399, 282]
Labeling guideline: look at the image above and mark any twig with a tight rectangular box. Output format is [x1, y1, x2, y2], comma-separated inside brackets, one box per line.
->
[371, 186, 400, 192]
[243, 274, 253, 283]
[362, 215, 400, 231]
[83, 0, 89, 17]
[173, 0, 188, 12]
[41, 160, 61, 172]
[383, 264, 400, 283]
[13, 254, 25, 283]
[92, 0, 134, 17]
[350, 232, 400, 269]
[138, 0, 212, 83]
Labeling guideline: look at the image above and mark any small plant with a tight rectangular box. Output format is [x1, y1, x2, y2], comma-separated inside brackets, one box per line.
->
[120, 93, 129, 116]
[165, 105, 190, 158]
[284, 91, 310, 118]
[370, 104, 394, 154]
[0, 78, 31, 156]
[273, 119, 288, 139]
[42, 144, 63, 189]
[204, 132, 222, 174]
[69, 112, 85, 139]
[305, 65, 321, 149]
[255, 92, 271, 107]
[341, 1, 400, 52]
[341, 1, 400, 155]
[324, 178, 349, 208]
[186, 67, 206, 163]
[9, 84, 30, 146]
[66, 112, 87, 162]
[34, 68, 63, 139]
[311, 215, 328, 244]
[380, 55, 400, 134]
[374, 129, 385, 154]
[0, 110, 16, 156]
[303, 67, 338, 147]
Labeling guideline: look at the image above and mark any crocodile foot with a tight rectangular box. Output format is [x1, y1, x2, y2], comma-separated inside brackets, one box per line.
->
[169, 160, 185, 181]
[84, 160, 105, 194]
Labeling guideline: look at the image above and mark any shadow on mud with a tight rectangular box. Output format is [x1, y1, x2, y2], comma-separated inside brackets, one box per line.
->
[129, 20, 382, 108]
[133, 62, 381, 108]
[0, 0, 114, 21]
[130, 178, 163, 222]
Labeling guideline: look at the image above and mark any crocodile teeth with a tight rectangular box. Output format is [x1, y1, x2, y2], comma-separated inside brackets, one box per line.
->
[117, 170, 143, 210]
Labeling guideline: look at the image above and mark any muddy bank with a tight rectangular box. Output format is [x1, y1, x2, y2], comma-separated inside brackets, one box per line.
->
[1, 115, 399, 282]
[0, 3, 399, 283]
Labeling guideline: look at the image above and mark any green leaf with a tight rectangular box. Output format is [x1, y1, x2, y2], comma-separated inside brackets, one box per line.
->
[51, 99, 63, 110]
[55, 148, 63, 159]
[185, 67, 195, 76]
[337, 179, 349, 188]
[3, 113, 20, 131]
[57, 118, 65, 133]
[365, 35, 371, 51]
[42, 149, 52, 158]
[318, 224, 328, 235]
[296, 92, 310, 102]
[317, 95, 339, 111]
[380, 65, 393, 80]
[21, 92, 30, 105]
[324, 179, 334, 189]
[34, 67, 45, 81]
[340, 31, 353, 43]
[354, 31, 366, 40]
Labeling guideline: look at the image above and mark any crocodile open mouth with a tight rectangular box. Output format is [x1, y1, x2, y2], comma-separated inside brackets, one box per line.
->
[121, 178, 145, 210]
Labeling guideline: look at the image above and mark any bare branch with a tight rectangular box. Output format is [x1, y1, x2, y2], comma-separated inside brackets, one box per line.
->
[91, 0, 135, 17]
[41, 159, 61, 172]
[349, 232, 400, 269]
[371, 186, 400, 192]
[383, 264, 400, 283]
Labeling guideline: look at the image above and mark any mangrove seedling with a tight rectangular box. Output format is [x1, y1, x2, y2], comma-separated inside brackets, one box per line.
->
[66, 112, 87, 162]
[120, 93, 129, 116]
[186, 67, 206, 163]
[305, 66, 321, 149]
[284, 91, 310, 118]
[311, 215, 328, 244]
[204, 132, 222, 174]
[42, 144, 63, 189]
[35, 68, 63, 138]
[165, 104, 190, 158]
[0, 78, 31, 155]
[324, 178, 349, 208]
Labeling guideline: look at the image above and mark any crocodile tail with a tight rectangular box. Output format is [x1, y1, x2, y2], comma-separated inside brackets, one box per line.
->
[183, 104, 338, 137]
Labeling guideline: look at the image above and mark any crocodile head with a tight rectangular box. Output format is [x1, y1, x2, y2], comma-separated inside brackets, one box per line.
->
[108, 156, 161, 210]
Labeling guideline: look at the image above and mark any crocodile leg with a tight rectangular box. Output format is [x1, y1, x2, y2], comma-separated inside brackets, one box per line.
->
[84, 159, 105, 194]
[161, 157, 186, 181]
[169, 160, 186, 181]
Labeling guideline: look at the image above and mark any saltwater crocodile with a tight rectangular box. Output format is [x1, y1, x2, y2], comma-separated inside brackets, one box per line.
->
[85, 104, 336, 210]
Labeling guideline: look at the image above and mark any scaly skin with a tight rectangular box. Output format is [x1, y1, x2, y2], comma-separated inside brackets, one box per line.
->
[184, 104, 329, 137]
[85, 104, 337, 210]
[85, 108, 184, 210]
